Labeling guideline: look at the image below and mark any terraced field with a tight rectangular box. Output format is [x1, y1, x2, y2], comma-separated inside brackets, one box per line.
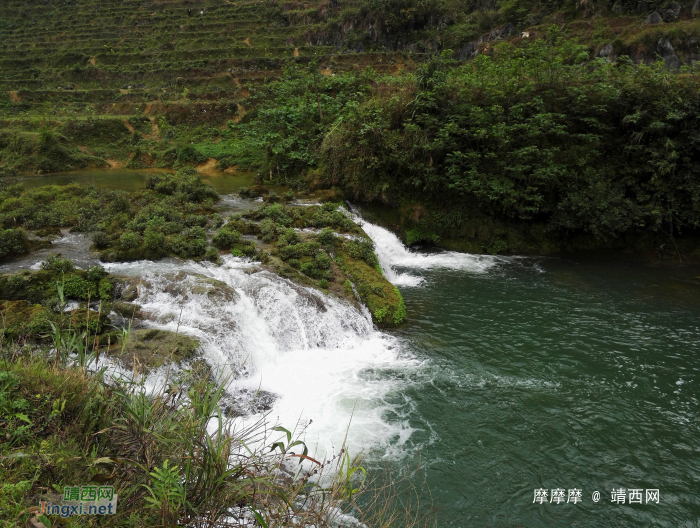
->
[0, 0, 418, 124]
[2, 0, 700, 175]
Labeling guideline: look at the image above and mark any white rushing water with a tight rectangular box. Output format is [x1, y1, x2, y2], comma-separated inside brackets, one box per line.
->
[352, 212, 502, 286]
[106, 256, 419, 461]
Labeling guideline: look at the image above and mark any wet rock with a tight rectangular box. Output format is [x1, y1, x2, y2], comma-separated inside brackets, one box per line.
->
[107, 328, 200, 371]
[694, 0, 700, 16]
[657, 37, 680, 68]
[113, 276, 145, 302]
[645, 11, 663, 24]
[221, 388, 278, 416]
[113, 302, 141, 319]
[600, 43, 613, 59]
[659, 2, 681, 21]
[160, 272, 238, 304]
[500, 24, 515, 38]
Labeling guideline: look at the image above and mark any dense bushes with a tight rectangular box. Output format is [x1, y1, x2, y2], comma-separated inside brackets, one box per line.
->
[0, 170, 222, 262]
[240, 31, 700, 250]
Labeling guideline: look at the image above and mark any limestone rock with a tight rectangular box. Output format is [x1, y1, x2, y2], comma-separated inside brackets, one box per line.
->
[645, 11, 663, 24]
[458, 41, 477, 60]
[657, 37, 680, 68]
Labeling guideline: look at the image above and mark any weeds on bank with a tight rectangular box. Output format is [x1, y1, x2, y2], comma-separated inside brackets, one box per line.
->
[0, 324, 435, 527]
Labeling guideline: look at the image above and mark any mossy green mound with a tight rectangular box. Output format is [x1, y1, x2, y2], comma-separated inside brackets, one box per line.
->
[105, 328, 200, 372]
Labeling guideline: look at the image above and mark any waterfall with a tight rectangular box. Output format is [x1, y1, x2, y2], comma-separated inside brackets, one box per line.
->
[350, 211, 502, 287]
[106, 256, 419, 460]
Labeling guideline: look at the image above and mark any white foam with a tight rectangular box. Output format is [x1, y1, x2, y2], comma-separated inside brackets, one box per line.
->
[351, 213, 502, 287]
[105, 256, 419, 460]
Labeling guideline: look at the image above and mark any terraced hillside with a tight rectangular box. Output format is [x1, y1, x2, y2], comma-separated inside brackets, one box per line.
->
[0, 0, 414, 173]
[1, 0, 700, 176]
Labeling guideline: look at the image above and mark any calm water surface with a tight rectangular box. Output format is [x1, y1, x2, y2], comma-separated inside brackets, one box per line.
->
[15, 168, 282, 194]
[389, 255, 700, 527]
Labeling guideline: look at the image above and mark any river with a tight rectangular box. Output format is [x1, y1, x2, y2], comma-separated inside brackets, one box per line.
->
[361, 218, 700, 527]
[8, 172, 700, 526]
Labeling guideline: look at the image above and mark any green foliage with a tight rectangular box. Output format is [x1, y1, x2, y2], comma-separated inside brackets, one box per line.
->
[234, 66, 375, 181]
[392, 286, 406, 324]
[405, 228, 440, 246]
[365, 0, 445, 32]
[0, 371, 33, 445]
[145, 169, 219, 203]
[204, 246, 220, 262]
[343, 239, 379, 267]
[212, 228, 242, 249]
[41, 254, 75, 273]
[63, 274, 97, 300]
[317, 32, 700, 245]
[167, 227, 207, 258]
[92, 231, 110, 249]
[120, 231, 141, 249]
[1, 173, 222, 262]
[0, 228, 28, 260]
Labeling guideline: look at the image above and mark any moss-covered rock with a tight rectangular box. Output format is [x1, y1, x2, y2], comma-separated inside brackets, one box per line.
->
[337, 248, 405, 327]
[106, 328, 200, 371]
[0, 299, 53, 340]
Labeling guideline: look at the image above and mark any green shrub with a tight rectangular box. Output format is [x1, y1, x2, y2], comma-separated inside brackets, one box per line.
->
[86, 265, 107, 282]
[319, 278, 330, 289]
[0, 228, 28, 260]
[63, 275, 98, 300]
[144, 229, 167, 251]
[314, 251, 333, 269]
[343, 239, 378, 267]
[212, 229, 242, 249]
[145, 171, 218, 203]
[41, 255, 75, 273]
[204, 246, 220, 262]
[278, 228, 301, 246]
[120, 231, 141, 250]
[317, 228, 335, 248]
[92, 231, 110, 249]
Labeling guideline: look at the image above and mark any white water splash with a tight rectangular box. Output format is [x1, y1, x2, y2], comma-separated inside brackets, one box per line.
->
[105, 256, 419, 460]
[351, 213, 502, 287]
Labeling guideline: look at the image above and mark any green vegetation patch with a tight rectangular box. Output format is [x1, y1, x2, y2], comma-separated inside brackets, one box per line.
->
[106, 328, 200, 371]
